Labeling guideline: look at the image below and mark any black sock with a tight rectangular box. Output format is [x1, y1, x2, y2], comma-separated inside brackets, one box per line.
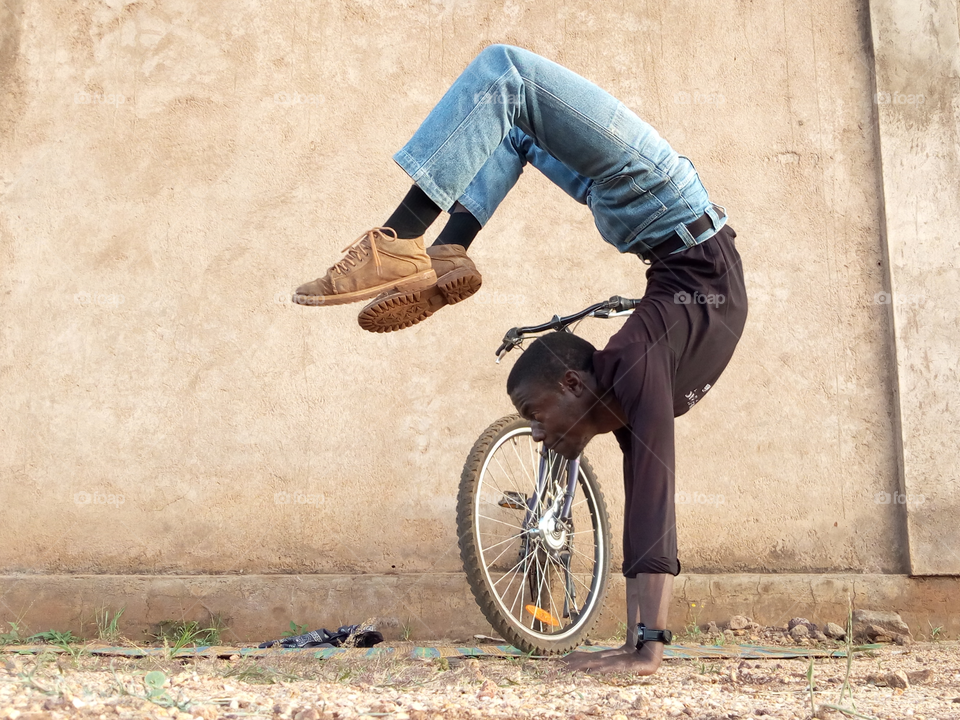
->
[433, 206, 482, 251]
[383, 185, 442, 239]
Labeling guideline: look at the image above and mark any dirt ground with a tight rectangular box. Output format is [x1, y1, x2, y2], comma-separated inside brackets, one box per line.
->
[1, 640, 959, 720]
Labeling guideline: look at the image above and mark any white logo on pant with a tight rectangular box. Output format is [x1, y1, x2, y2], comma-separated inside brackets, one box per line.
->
[685, 383, 712, 408]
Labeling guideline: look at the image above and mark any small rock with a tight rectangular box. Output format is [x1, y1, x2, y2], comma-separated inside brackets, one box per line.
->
[293, 710, 320, 720]
[728, 615, 751, 631]
[478, 679, 497, 699]
[852, 609, 911, 641]
[859, 624, 894, 643]
[812, 630, 828, 643]
[823, 622, 846, 640]
[788, 617, 809, 630]
[907, 669, 933, 684]
[789, 624, 810, 642]
[885, 670, 909, 689]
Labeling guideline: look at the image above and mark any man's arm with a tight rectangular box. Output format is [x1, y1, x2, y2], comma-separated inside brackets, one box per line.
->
[566, 340, 680, 674]
[564, 573, 673, 674]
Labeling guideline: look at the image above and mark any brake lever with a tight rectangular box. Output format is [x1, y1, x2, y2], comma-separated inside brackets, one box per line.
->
[495, 327, 522, 363]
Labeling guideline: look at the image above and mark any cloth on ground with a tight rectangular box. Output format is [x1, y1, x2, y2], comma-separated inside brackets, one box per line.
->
[258, 624, 383, 649]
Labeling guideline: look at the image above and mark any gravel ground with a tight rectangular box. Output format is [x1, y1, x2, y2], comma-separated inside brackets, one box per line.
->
[1, 641, 959, 720]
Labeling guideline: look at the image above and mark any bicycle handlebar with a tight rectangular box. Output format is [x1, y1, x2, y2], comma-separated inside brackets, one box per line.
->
[495, 295, 640, 361]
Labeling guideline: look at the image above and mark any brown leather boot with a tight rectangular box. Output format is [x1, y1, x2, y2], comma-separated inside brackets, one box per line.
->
[357, 243, 483, 333]
[292, 227, 437, 306]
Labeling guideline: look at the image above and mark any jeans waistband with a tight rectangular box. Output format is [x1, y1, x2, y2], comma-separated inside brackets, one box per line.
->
[639, 204, 727, 264]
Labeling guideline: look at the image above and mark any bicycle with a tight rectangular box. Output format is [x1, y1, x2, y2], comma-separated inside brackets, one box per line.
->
[456, 295, 640, 655]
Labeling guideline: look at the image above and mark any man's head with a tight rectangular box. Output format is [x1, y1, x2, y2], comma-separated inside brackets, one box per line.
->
[506, 331, 603, 459]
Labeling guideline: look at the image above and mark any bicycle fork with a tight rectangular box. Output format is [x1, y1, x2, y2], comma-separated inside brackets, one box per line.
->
[520, 450, 581, 623]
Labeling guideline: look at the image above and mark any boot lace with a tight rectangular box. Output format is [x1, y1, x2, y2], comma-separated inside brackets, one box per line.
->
[332, 227, 397, 276]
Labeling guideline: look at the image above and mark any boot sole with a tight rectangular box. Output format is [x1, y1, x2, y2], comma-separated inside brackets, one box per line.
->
[292, 269, 437, 307]
[357, 268, 482, 333]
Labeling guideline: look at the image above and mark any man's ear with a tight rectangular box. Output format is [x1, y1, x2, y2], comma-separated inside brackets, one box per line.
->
[561, 369, 586, 396]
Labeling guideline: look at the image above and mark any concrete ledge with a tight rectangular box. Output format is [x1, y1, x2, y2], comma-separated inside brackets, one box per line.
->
[1, 573, 957, 643]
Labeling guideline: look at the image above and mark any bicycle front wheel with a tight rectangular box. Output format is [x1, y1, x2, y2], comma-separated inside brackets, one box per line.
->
[457, 414, 611, 655]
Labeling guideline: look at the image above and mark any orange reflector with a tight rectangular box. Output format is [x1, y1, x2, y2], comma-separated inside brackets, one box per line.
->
[525, 604, 560, 626]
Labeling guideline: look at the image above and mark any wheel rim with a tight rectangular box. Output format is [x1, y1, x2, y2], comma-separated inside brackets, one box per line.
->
[472, 425, 606, 642]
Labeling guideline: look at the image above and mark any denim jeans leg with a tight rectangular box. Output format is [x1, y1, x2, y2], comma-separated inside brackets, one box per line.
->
[394, 44, 642, 209]
[394, 43, 711, 252]
[456, 128, 591, 226]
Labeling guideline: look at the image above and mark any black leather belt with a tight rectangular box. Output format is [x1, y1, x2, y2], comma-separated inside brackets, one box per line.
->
[640, 207, 718, 263]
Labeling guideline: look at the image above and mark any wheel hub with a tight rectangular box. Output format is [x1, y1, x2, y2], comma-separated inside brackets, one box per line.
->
[537, 511, 568, 551]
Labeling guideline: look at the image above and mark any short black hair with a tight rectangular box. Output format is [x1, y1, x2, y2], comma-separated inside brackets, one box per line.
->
[506, 331, 598, 395]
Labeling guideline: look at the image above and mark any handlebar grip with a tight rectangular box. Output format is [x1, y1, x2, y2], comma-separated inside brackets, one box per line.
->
[610, 296, 639, 312]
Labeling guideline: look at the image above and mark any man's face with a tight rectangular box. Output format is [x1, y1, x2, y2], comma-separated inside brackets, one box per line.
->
[509, 371, 597, 460]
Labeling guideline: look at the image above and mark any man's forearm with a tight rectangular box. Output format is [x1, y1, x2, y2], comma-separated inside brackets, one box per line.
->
[633, 572, 675, 666]
[563, 572, 674, 674]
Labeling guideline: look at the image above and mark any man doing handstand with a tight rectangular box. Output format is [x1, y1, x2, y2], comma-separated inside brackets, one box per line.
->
[293, 44, 748, 675]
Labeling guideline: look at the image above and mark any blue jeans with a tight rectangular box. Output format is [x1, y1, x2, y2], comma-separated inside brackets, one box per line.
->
[394, 44, 726, 255]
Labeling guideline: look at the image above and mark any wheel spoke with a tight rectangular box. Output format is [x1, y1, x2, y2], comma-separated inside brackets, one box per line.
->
[483, 534, 526, 574]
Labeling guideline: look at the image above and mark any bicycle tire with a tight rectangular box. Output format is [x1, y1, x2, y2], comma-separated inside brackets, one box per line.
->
[457, 414, 611, 655]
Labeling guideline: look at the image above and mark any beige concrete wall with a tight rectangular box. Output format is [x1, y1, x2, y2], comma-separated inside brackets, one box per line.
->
[0, 0, 948, 637]
[868, 0, 960, 574]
